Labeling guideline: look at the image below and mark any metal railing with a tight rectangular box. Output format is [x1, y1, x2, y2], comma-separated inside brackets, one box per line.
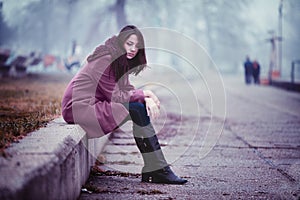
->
[291, 60, 300, 83]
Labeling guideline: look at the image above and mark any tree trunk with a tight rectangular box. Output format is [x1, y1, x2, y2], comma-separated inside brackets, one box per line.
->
[115, 0, 127, 29]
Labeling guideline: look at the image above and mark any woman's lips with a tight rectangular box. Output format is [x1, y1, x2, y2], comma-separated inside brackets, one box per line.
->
[128, 53, 135, 57]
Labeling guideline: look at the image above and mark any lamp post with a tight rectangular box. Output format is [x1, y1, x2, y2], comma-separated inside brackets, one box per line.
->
[278, 0, 283, 77]
[266, 30, 282, 84]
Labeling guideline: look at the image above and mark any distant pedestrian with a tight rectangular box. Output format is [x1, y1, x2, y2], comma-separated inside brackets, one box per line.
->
[71, 40, 77, 56]
[61, 25, 187, 184]
[252, 60, 260, 84]
[64, 40, 82, 71]
[244, 56, 253, 84]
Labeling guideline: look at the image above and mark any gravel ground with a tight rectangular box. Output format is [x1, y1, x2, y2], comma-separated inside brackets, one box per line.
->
[78, 72, 300, 200]
[0, 72, 72, 153]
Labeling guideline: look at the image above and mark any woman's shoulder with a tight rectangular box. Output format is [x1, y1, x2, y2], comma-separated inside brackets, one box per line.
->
[86, 54, 112, 68]
[82, 54, 112, 78]
[103, 54, 113, 64]
[91, 54, 112, 63]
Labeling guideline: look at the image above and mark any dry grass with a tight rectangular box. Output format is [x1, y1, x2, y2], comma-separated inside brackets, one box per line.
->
[0, 72, 72, 155]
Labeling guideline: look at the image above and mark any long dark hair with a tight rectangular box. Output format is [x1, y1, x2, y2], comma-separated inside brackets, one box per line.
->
[111, 25, 147, 81]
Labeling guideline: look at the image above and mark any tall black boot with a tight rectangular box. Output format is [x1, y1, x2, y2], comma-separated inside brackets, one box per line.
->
[133, 123, 187, 184]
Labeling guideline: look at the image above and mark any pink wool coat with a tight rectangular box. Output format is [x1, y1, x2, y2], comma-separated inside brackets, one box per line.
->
[61, 53, 145, 138]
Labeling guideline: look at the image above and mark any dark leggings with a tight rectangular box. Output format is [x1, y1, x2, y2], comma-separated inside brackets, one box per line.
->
[123, 102, 150, 127]
[123, 102, 160, 154]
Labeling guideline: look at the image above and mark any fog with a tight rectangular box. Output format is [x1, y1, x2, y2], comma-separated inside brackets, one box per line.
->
[1, 0, 299, 79]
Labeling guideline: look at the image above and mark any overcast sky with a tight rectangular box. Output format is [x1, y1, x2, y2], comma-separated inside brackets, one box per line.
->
[247, 0, 278, 33]
[3, 0, 297, 77]
[3, 0, 280, 30]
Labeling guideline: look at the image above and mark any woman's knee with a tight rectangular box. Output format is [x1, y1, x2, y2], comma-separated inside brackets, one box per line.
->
[130, 102, 146, 111]
[129, 102, 150, 126]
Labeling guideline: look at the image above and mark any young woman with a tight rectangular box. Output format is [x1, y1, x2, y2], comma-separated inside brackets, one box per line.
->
[61, 25, 187, 184]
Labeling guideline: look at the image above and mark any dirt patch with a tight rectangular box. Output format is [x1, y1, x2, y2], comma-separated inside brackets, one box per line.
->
[90, 164, 141, 178]
[0, 72, 72, 155]
[137, 189, 165, 195]
[81, 163, 170, 198]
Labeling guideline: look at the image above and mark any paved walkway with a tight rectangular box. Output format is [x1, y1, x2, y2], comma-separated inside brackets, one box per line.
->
[79, 73, 300, 200]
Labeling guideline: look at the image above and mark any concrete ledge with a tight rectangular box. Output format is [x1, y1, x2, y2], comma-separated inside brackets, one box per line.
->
[0, 117, 110, 200]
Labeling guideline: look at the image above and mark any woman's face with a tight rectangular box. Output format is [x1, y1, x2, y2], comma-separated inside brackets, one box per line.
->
[123, 34, 139, 59]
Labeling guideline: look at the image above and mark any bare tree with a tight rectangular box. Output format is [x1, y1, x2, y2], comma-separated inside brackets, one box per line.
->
[114, 0, 127, 29]
[0, 1, 15, 46]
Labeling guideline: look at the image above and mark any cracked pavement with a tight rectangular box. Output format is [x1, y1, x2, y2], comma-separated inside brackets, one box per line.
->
[79, 73, 300, 200]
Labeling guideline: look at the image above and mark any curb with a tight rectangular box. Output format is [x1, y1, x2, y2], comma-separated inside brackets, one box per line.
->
[0, 117, 110, 200]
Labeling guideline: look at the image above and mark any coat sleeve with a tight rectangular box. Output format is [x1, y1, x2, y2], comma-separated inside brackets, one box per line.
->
[114, 75, 145, 103]
[96, 59, 145, 103]
[69, 55, 131, 137]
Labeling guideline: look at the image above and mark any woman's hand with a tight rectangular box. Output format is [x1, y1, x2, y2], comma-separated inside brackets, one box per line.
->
[143, 90, 160, 108]
[144, 97, 160, 120]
